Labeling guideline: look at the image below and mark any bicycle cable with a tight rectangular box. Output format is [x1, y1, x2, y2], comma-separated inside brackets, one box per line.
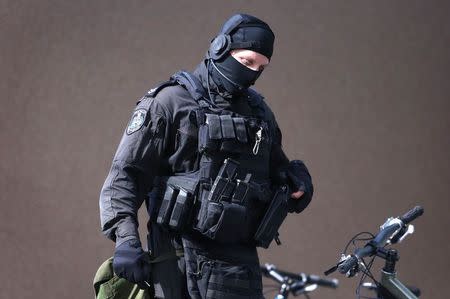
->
[341, 231, 378, 299]
[343, 231, 375, 255]
[356, 256, 377, 299]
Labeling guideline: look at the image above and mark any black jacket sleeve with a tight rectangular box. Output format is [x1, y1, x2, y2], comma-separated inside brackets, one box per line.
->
[286, 160, 314, 213]
[99, 96, 170, 246]
[269, 114, 314, 213]
[269, 116, 290, 184]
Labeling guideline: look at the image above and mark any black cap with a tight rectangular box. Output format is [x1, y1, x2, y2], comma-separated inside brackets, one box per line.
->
[220, 14, 275, 59]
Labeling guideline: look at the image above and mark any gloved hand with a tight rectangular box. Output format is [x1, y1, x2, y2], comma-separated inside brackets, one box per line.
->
[113, 238, 152, 289]
[286, 160, 314, 213]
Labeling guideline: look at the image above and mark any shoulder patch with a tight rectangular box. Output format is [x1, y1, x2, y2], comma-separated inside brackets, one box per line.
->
[126, 109, 147, 135]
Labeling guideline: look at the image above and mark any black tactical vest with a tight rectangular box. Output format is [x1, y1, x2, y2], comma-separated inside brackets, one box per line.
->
[151, 71, 280, 246]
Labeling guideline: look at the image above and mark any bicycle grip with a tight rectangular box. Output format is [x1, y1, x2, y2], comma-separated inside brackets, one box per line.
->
[307, 274, 339, 288]
[337, 255, 358, 274]
[400, 206, 424, 225]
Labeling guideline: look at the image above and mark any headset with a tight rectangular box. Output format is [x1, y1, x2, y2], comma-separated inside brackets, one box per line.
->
[208, 15, 261, 60]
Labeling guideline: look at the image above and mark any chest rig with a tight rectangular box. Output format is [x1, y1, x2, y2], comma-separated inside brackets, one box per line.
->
[153, 71, 284, 246]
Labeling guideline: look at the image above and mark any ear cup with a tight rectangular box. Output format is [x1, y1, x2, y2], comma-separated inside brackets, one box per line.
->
[209, 34, 231, 60]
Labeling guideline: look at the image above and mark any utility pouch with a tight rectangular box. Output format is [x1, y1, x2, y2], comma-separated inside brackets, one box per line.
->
[156, 175, 199, 232]
[254, 185, 290, 248]
[198, 124, 218, 153]
[194, 159, 254, 244]
[199, 113, 251, 154]
[168, 188, 194, 231]
[156, 186, 178, 227]
[195, 188, 250, 244]
[207, 158, 239, 202]
[231, 178, 250, 205]
[233, 117, 248, 143]
[219, 115, 235, 139]
[220, 116, 250, 153]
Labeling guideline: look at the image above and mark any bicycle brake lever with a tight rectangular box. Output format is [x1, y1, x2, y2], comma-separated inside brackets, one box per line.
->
[346, 267, 358, 278]
[324, 265, 338, 276]
[379, 217, 404, 245]
[390, 224, 414, 244]
[398, 224, 414, 243]
[324, 254, 348, 276]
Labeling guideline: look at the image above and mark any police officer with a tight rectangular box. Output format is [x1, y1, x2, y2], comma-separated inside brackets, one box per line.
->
[99, 14, 313, 299]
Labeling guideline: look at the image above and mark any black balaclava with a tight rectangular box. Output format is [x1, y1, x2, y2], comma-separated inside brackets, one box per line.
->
[207, 14, 275, 96]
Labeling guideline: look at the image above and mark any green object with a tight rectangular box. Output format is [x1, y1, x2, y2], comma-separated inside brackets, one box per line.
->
[93, 257, 154, 299]
[93, 250, 183, 299]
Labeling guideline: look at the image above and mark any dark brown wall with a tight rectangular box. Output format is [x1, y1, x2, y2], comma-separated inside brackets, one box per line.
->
[1, 1, 449, 298]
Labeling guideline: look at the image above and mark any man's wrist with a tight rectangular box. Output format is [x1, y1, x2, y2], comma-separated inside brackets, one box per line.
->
[115, 235, 141, 248]
[115, 221, 140, 247]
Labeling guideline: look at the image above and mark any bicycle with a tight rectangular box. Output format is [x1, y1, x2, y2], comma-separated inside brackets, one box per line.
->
[324, 206, 424, 299]
[261, 263, 339, 298]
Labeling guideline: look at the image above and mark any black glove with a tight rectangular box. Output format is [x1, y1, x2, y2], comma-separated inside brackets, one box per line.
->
[286, 160, 314, 213]
[113, 238, 152, 289]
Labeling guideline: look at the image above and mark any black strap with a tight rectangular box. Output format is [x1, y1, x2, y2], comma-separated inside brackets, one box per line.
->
[146, 70, 267, 120]
[171, 71, 213, 108]
[149, 249, 184, 263]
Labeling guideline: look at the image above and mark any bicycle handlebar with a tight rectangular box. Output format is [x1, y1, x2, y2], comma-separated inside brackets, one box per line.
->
[262, 264, 339, 289]
[400, 206, 424, 225]
[337, 223, 402, 275]
[307, 274, 339, 288]
[371, 223, 402, 247]
[337, 255, 358, 274]
[331, 206, 424, 276]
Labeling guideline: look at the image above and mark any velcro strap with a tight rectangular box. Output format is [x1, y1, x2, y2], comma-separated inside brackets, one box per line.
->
[206, 114, 222, 139]
[220, 115, 235, 139]
[233, 117, 247, 143]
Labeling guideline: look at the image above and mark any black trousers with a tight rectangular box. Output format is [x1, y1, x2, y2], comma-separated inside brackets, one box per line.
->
[148, 224, 264, 299]
[183, 238, 264, 299]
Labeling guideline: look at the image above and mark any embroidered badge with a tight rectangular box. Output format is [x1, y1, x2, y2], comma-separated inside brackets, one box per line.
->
[127, 109, 147, 135]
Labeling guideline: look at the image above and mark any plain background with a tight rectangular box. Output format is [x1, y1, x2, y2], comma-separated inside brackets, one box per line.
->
[1, 1, 449, 298]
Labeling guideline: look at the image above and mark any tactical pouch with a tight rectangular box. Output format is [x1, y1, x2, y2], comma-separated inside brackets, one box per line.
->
[219, 115, 235, 139]
[169, 188, 194, 231]
[194, 158, 276, 244]
[254, 185, 290, 248]
[232, 117, 248, 143]
[156, 175, 199, 232]
[193, 159, 252, 244]
[156, 186, 178, 227]
[220, 115, 250, 153]
[195, 188, 250, 244]
[198, 114, 220, 153]
[199, 113, 251, 154]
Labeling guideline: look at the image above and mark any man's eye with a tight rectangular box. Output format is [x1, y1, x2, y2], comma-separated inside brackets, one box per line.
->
[241, 59, 251, 66]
